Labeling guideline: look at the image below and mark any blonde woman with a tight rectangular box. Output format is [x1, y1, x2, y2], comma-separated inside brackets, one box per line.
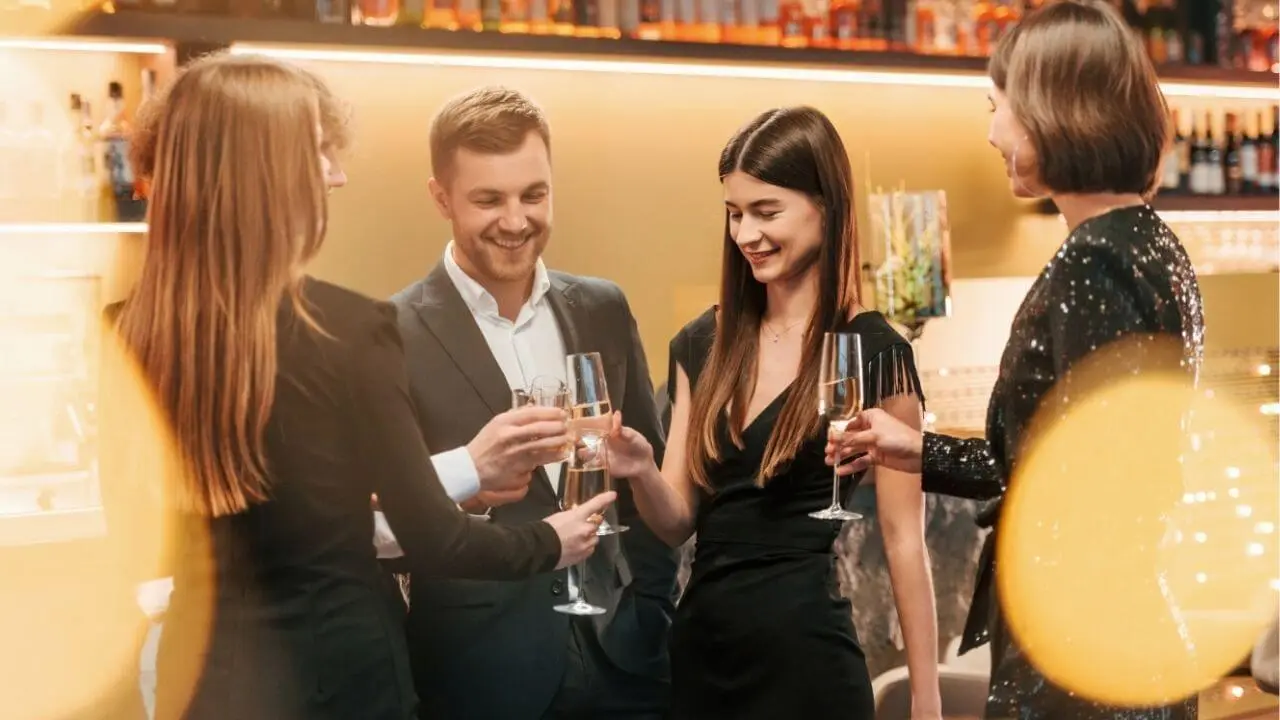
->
[102, 53, 611, 720]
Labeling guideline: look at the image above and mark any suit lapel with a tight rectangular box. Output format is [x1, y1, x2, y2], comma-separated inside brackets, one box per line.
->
[547, 275, 625, 410]
[544, 275, 581, 505]
[546, 274, 584, 357]
[411, 263, 512, 417]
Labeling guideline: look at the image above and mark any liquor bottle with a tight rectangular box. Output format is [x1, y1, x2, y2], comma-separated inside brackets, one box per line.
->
[779, 0, 809, 45]
[1256, 109, 1276, 194]
[1174, 107, 1191, 193]
[1264, 105, 1274, 192]
[397, 0, 424, 26]
[685, 0, 719, 41]
[1160, 107, 1183, 193]
[909, 0, 934, 52]
[1239, 110, 1258, 194]
[758, 0, 782, 45]
[598, 0, 621, 38]
[859, 0, 886, 50]
[526, 0, 553, 31]
[353, 0, 400, 25]
[316, 0, 351, 23]
[805, 0, 832, 48]
[1205, 111, 1224, 195]
[725, 0, 757, 44]
[1189, 111, 1208, 195]
[1223, 111, 1242, 196]
[634, 0, 667, 38]
[99, 81, 144, 222]
[617, 0, 639, 37]
[550, 0, 575, 34]
[503, 0, 533, 31]
[480, 0, 502, 30]
[74, 96, 100, 221]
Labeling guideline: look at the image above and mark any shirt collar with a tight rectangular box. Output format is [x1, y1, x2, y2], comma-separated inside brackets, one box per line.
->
[442, 240, 551, 319]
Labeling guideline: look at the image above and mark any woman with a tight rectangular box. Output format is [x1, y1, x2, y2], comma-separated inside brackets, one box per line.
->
[99, 53, 612, 720]
[834, 2, 1204, 718]
[606, 107, 942, 718]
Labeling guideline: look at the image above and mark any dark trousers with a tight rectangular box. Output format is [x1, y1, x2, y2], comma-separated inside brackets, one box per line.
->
[543, 620, 669, 720]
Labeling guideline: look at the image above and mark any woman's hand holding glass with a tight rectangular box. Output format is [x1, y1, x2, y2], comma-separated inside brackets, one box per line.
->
[603, 411, 657, 481]
[824, 407, 925, 475]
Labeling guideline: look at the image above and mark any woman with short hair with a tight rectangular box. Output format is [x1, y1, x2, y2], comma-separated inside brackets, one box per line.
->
[835, 2, 1204, 718]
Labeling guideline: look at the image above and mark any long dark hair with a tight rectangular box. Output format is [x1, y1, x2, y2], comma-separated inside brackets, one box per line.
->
[688, 106, 860, 489]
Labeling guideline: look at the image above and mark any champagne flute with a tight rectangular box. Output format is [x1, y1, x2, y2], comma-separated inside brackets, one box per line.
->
[553, 428, 610, 616]
[565, 352, 627, 536]
[810, 332, 865, 522]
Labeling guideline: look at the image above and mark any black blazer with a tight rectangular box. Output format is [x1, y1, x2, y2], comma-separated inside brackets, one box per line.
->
[101, 278, 561, 720]
[388, 265, 680, 720]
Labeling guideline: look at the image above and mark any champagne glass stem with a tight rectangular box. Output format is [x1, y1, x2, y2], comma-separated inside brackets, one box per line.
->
[830, 451, 842, 511]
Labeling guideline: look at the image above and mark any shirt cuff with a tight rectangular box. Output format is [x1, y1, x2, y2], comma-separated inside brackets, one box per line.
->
[431, 446, 482, 503]
[372, 510, 403, 559]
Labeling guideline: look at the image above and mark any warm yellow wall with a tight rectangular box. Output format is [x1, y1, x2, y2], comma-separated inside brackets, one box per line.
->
[3, 48, 1276, 377]
[298, 56, 1277, 367]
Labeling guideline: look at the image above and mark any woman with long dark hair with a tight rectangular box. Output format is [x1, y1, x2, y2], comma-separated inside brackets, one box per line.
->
[100, 53, 611, 720]
[833, 2, 1204, 718]
[607, 107, 942, 718]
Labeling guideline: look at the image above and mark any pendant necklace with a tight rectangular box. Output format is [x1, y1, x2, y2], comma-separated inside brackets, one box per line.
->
[762, 318, 805, 344]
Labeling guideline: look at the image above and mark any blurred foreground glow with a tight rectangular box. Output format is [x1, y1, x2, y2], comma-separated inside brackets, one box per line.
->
[999, 340, 1279, 707]
[0, 297, 211, 718]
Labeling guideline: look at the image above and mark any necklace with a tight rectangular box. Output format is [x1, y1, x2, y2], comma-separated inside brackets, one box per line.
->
[762, 318, 805, 343]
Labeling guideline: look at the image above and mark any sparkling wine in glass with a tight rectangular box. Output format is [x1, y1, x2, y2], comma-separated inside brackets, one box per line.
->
[565, 352, 627, 537]
[810, 332, 865, 522]
[553, 429, 610, 616]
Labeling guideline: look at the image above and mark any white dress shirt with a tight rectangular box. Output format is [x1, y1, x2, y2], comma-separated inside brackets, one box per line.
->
[374, 242, 568, 559]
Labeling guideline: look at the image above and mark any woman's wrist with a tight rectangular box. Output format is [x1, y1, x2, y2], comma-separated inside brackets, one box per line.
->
[634, 458, 662, 489]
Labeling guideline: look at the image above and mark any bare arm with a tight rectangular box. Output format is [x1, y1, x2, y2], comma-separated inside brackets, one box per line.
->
[629, 363, 700, 548]
[871, 392, 941, 716]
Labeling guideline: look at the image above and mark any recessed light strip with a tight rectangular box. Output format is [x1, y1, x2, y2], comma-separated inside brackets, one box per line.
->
[231, 44, 1280, 100]
[0, 222, 147, 235]
[0, 38, 168, 54]
[230, 44, 989, 88]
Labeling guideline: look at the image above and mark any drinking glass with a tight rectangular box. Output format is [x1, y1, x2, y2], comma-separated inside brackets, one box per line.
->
[810, 332, 865, 522]
[513, 376, 572, 463]
[565, 352, 627, 536]
[553, 427, 610, 616]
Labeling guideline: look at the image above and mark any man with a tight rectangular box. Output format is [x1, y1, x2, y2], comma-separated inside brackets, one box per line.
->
[387, 86, 679, 720]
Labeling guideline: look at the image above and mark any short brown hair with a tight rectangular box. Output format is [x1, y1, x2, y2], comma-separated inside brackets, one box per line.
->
[131, 55, 352, 179]
[989, 0, 1169, 196]
[428, 86, 551, 181]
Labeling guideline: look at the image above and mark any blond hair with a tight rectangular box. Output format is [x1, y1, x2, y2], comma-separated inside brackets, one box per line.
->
[989, 0, 1170, 196]
[428, 85, 551, 181]
[114, 53, 328, 516]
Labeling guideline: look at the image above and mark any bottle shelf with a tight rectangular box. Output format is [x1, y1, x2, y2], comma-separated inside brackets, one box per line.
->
[17, 9, 1276, 88]
[1034, 194, 1280, 216]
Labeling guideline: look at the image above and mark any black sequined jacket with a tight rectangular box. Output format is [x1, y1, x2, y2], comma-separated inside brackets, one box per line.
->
[921, 205, 1205, 653]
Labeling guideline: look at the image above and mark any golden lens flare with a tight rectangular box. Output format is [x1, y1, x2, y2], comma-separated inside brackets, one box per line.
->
[999, 336, 1279, 708]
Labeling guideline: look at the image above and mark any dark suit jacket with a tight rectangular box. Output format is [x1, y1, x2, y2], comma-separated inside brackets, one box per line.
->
[101, 278, 560, 720]
[389, 263, 679, 720]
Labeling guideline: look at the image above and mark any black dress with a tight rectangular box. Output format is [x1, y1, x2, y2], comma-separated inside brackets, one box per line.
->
[667, 309, 924, 719]
[101, 278, 561, 720]
[922, 205, 1204, 719]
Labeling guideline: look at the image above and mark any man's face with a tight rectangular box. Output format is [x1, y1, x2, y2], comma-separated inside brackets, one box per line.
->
[429, 131, 552, 285]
